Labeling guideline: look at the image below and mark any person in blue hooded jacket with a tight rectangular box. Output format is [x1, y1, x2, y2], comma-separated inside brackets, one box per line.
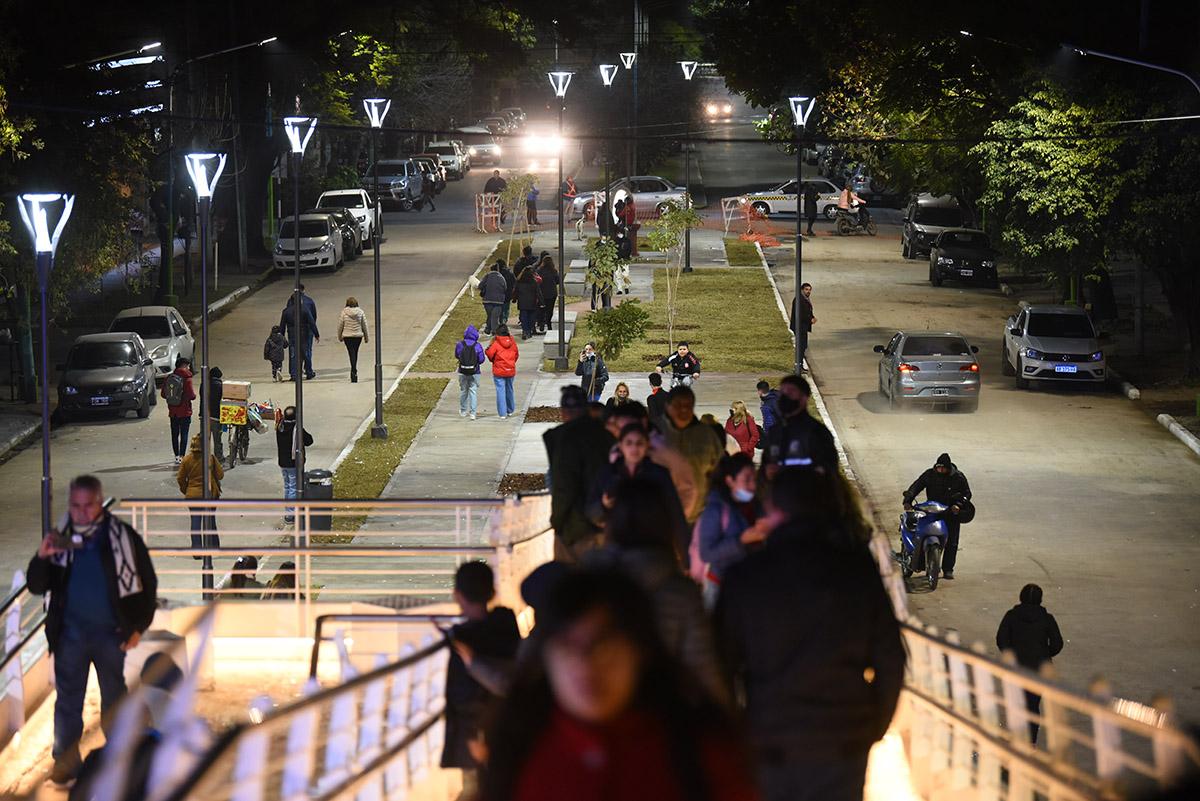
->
[455, 325, 487, 420]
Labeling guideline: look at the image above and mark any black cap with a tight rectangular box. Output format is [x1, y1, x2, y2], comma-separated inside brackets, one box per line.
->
[936, 453, 952, 467]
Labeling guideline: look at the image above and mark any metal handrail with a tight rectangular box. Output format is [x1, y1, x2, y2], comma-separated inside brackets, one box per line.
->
[308, 613, 462, 678]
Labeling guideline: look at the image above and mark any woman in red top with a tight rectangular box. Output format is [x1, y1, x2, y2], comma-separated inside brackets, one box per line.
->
[484, 324, 520, 419]
[724, 400, 760, 458]
[479, 569, 759, 801]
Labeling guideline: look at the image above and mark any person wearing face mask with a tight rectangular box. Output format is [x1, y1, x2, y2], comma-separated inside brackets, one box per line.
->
[696, 454, 770, 606]
[902, 452, 973, 579]
[762, 374, 837, 478]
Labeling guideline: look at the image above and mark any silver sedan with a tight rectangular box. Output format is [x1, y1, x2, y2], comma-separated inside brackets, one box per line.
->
[874, 331, 981, 412]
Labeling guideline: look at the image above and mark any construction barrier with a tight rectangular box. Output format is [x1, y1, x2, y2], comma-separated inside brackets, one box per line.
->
[722, 195, 750, 234]
[474, 193, 502, 233]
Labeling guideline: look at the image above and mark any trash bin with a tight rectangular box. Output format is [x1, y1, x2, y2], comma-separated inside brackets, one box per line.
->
[304, 469, 334, 531]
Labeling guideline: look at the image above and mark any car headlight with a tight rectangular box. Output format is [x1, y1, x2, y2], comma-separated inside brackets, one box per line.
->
[1090, 350, 1103, 361]
[468, 146, 477, 155]
[120, 382, 135, 393]
[705, 103, 718, 115]
[937, 256, 953, 265]
[981, 260, 994, 268]
[319, 241, 333, 252]
[723, 103, 732, 113]
[274, 242, 285, 253]
[63, 386, 77, 395]
[1023, 348, 1042, 360]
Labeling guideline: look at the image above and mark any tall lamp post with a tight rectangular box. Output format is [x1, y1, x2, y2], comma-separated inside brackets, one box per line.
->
[184, 152, 226, 594]
[16, 193, 74, 541]
[619, 52, 637, 177]
[679, 62, 699, 273]
[363, 98, 391, 439]
[600, 65, 619, 228]
[548, 71, 574, 370]
[788, 96, 816, 375]
[283, 116, 318, 498]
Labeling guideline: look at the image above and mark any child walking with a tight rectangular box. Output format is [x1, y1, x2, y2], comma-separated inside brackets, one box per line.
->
[264, 325, 288, 381]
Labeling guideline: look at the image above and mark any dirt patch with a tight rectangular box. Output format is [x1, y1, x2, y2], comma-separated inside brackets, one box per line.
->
[524, 406, 561, 423]
[499, 473, 546, 494]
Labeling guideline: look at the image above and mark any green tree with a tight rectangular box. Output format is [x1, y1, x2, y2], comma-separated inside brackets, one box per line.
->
[644, 200, 702, 348]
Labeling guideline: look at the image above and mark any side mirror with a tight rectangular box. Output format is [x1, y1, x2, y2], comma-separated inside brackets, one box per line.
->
[1009, 328, 1022, 337]
[971, 345, 980, 354]
[143, 358, 155, 367]
[873, 345, 885, 353]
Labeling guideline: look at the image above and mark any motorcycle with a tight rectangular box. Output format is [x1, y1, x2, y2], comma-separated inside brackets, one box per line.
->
[896, 500, 950, 590]
[835, 203, 878, 236]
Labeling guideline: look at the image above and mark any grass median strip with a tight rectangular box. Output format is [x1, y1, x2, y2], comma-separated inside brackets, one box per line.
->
[723, 237, 762, 266]
[583, 268, 793, 374]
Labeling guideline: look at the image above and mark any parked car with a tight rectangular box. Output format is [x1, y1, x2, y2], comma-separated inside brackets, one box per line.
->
[411, 155, 447, 192]
[744, 178, 840, 218]
[108, 306, 193, 381]
[1002, 303, 1106, 389]
[448, 138, 472, 170]
[307, 206, 362, 256]
[570, 175, 688, 219]
[902, 194, 969, 260]
[316, 188, 378, 244]
[929, 229, 998, 288]
[58, 332, 157, 420]
[361, 158, 424, 210]
[456, 127, 502, 166]
[499, 106, 525, 126]
[478, 115, 511, 136]
[874, 331, 981, 412]
[273, 214, 345, 271]
[426, 140, 468, 179]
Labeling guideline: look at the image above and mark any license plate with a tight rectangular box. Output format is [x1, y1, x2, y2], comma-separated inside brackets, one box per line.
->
[1054, 364, 1077, 373]
[90, 396, 110, 406]
[959, 269, 974, 276]
[932, 388, 949, 396]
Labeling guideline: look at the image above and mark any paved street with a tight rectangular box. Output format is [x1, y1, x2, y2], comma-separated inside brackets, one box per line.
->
[765, 226, 1200, 719]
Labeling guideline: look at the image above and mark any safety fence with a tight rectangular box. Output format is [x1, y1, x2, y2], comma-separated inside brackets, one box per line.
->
[474, 192, 502, 233]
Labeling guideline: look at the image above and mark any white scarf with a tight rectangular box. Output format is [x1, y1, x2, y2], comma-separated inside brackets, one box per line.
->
[50, 513, 144, 598]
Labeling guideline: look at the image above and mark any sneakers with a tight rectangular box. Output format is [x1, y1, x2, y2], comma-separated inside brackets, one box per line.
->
[174, 455, 182, 465]
[943, 571, 955, 580]
[459, 410, 467, 417]
[470, 412, 477, 420]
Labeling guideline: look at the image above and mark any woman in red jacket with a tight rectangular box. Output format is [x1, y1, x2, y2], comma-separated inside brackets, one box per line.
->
[162, 355, 197, 464]
[724, 400, 760, 458]
[479, 569, 759, 801]
[485, 324, 520, 419]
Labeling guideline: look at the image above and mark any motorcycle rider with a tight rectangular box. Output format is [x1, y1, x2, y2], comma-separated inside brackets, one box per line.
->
[902, 453, 972, 579]
[837, 182, 869, 228]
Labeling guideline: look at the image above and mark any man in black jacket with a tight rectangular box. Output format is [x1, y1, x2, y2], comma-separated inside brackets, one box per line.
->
[276, 406, 314, 525]
[545, 385, 614, 562]
[498, 259, 517, 327]
[996, 583, 1064, 743]
[903, 452, 972, 579]
[789, 282, 815, 371]
[27, 475, 158, 785]
[762, 374, 838, 477]
[281, 293, 320, 381]
[717, 468, 904, 801]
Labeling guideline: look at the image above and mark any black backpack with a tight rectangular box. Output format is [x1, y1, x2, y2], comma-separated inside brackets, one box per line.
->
[163, 372, 185, 407]
[458, 342, 480, 375]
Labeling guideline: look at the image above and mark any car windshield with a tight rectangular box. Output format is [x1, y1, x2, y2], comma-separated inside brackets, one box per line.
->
[323, 193, 363, 208]
[428, 146, 455, 156]
[68, 342, 137, 369]
[1027, 313, 1096, 339]
[459, 133, 496, 145]
[915, 206, 964, 227]
[902, 336, 972, 357]
[110, 316, 170, 339]
[278, 220, 329, 239]
[372, 162, 408, 177]
[941, 231, 990, 248]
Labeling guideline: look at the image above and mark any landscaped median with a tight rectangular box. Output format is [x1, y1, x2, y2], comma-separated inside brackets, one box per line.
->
[723, 236, 762, 267]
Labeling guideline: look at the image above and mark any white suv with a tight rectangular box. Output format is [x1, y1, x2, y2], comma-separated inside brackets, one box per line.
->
[427, 141, 468, 179]
[316, 189, 378, 245]
[1002, 303, 1106, 388]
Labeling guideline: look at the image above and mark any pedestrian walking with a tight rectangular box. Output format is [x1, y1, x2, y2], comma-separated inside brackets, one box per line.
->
[485, 324, 519, 419]
[789, 282, 815, 370]
[658, 386, 725, 523]
[656, 342, 702, 388]
[263, 325, 288, 382]
[606, 382, 631, 409]
[442, 561, 521, 798]
[484, 169, 507, 195]
[802, 180, 819, 236]
[499, 259, 517, 326]
[621, 194, 640, 256]
[724, 401, 761, 458]
[536, 255, 559, 334]
[177, 432, 224, 556]
[204, 365, 225, 463]
[996, 584, 1064, 744]
[526, 180, 541, 225]
[646, 372, 667, 423]
[575, 341, 609, 402]
[456, 325, 485, 420]
[716, 468, 905, 801]
[27, 475, 158, 786]
[515, 264, 543, 339]
[756, 380, 781, 437]
[762, 375, 838, 477]
[336, 296, 369, 383]
[478, 569, 758, 801]
[546, 386, 614, 562]
[479, 262, 508, 335]
[697, 454, 768, 604]
[561, 174, 577, 220]
[280, 293, 320, 381]
[421, 174, 437, 211]
[276, 405, 313, 525]
[161, 355, 196, 464]
[902, 452, 972, 579]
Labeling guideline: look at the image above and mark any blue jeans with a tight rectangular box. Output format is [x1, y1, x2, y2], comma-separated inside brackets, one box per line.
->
[459, 373, 479, 414]
[53, 624, 127, 758]
[282, 467, 298, 517]
[493, 375, 515, 417]
[500, 301, 511, 324]
[304, 332, 315, 376]
[518, 309, 537, 338]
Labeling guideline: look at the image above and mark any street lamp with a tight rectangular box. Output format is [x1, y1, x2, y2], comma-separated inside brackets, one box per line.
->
[621, 52, 638, 175]
[283, 115, 318, 498]
[788, 95, 816, 374]
[184, 152, 225, 594]
[599, 64, 618, 87]
[679, 62, 698, 273]
[16, 193, 74, 543]
[363, 98, 391, 439]
[548, 71, 573, 369]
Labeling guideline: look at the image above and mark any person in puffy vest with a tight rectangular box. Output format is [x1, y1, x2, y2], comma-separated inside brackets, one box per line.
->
[456, 325, 486, 420]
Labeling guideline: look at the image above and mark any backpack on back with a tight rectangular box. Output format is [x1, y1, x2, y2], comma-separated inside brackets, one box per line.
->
[458, 342, 480, 375]
[163, 373, 185, 407]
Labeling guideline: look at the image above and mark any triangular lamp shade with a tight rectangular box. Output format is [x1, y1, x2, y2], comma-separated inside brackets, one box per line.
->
[548, 71, 574, 98]
[789, 96, 816, 127]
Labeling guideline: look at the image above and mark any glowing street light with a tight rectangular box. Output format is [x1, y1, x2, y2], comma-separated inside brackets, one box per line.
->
[547, 71, 574, 367]
[548, 71, 574, 98]
[599, 64, 618, 87]
[620, 52, 637, 69]
[679, 61, 699, 80]
[787, 95, 817, 374]
[363, 98, 390, 439]
[679, 64, 699, 272]
[16, 193, 74, 540]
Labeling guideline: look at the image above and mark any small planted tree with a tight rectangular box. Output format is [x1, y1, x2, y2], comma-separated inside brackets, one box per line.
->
[499, 172, 537, 264]
[583, 236, 630, 307]
[644, 199, 702, 348]
[586, 299, 651, 395]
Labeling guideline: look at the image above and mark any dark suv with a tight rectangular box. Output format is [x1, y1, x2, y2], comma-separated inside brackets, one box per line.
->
[902, 194, 969, 260]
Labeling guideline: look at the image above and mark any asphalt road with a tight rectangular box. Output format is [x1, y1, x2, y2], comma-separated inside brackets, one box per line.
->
[0, 158, 564, 582]
[766, 226, 1200, 721]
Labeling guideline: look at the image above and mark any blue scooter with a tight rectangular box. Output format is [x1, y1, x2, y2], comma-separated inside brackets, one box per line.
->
[896, 500, 950, 590]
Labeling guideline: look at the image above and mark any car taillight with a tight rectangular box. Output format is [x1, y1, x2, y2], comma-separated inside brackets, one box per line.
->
[960, 364, 979, 372]
[898, 363, 920, 373]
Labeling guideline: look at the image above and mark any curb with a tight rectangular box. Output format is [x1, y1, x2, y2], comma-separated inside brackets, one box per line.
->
[1156, 413, 1200, 458]
[0, 418, 40, 464]
[328, 242, 501, 475]
[1107, 367, 1141, 401]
